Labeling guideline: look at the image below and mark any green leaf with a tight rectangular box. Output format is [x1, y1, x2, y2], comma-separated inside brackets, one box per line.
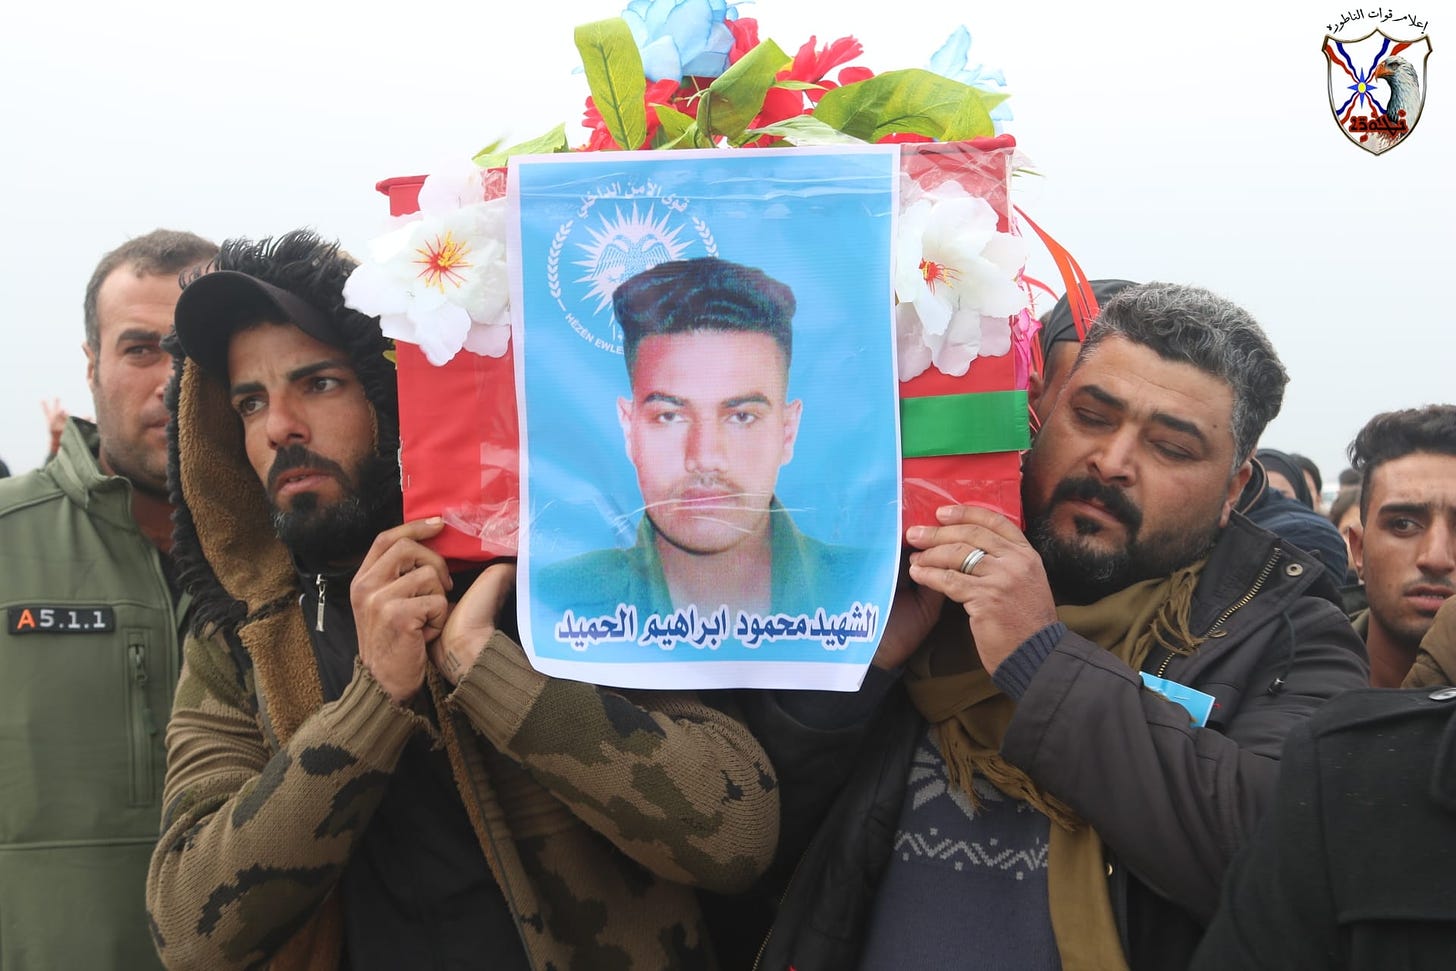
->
[978, 91, 1011, 113]
[813, 68, 998, 142]
[575, 18, 648, 150]
[471, 138, 503, 161]
[939, 87, 997, 142]
[773, 79, 826, 92]
[650, 105, 713, 149]
[696, 38, 790, 143]
[472, 125, 569, 167]
[745, 115, 869, 146]
[652, 105, 696, 144]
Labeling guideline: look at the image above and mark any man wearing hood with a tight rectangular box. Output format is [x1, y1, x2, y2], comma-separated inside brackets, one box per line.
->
[146, 231, 778, 970]
[1241, 449, 1349, 583]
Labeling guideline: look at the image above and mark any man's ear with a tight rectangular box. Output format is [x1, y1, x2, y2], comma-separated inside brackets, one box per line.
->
[83, 341, 98, 387]
[779, 399, 804, 466]
[1027, 367, 1046, 420]
[1349, 521, 1365, 578]
[1219, 458, 1254, 527]
[616, 397, 634, 461]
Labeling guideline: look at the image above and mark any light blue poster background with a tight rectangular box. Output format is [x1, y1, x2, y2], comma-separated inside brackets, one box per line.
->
[512, 147, 902, 688]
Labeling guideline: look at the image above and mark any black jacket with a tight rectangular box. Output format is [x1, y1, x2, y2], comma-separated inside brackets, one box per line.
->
[1191, 686, 1456, 970]
[758, 513, 1370, 971]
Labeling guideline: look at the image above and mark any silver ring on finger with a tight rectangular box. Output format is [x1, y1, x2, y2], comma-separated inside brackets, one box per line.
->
[958, 547, 987, 575]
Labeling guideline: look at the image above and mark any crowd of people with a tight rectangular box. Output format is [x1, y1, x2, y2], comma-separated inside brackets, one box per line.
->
[0, 233, 1452, 970]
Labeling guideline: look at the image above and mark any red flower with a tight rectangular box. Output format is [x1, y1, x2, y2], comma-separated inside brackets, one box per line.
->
[726, 17, 759, 64]
[754, 85, 806, 129]
[790, 34, 864, 88]
[738, 34, 873, 144]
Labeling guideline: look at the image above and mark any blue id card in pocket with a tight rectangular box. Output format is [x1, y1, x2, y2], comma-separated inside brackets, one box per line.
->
[1140, 673, 1216, 728]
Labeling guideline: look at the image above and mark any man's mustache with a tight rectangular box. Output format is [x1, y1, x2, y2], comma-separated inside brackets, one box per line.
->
[668, 475, 751, 499]
[1048, 476, 1143, 533]
[267, 444, 350, 493]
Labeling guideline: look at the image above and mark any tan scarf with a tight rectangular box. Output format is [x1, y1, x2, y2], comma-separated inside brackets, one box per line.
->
[904, 560, 1207, 971]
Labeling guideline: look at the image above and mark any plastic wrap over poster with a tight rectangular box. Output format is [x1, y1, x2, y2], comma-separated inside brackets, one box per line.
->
[509, 147, 902, 690]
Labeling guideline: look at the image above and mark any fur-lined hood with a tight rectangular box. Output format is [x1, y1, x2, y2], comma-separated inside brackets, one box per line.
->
[165, 230, 398, 642]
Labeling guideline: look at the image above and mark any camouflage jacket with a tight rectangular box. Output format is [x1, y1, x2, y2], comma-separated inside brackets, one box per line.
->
[147, 345, 779, 970]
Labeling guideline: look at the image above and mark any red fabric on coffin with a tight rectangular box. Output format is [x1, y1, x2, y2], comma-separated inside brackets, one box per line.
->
[378, 173, 520, 562]
[898, 137, 1025, 530]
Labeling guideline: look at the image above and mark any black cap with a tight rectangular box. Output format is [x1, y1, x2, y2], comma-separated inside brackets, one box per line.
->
[174, 270, 343, 380]
[1040, 278, 1140, 357]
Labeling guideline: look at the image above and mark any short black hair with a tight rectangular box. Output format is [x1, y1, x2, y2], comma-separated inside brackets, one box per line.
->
[613, 257, 795, 377]
[1348, 405, 1456, 520]
[83, 229, 218, 350]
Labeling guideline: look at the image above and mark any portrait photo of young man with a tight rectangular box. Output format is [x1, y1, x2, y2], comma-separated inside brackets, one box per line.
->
[512, 148, 902, 688]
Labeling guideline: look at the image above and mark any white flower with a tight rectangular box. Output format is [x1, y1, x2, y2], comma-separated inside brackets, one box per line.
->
[416, 157, 487, 212]
[894, 303, 933, 383]
[343, 165, 512, 365]
[894, 182, 1027, 379]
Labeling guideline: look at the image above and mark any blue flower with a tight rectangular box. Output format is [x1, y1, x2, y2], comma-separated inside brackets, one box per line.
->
[926, 27, 1013, 125]
[621, 0, 739, 82]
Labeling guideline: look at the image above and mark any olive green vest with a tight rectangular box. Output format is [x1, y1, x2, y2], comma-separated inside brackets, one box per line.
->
[0, 420, 184, 969]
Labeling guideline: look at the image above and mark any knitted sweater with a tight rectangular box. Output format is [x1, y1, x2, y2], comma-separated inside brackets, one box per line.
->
[146, 320, 778, 970]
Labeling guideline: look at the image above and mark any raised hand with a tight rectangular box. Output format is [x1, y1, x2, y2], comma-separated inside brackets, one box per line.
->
[350, 519, 453, 703]
[431, 561, 517, 686]
[906, 504, 1058, 674]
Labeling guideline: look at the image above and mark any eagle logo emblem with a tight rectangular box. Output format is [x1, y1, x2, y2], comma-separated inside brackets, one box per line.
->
[1324, 29, 1432, 155]
[546, 184, 718, 354]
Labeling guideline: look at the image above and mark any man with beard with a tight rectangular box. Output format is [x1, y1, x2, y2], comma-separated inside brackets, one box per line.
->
[0, 229, 216, 969]
[147, 231, 778, 970]
[759, 282, 1369, 971]
[1342, 406, 1456, 687]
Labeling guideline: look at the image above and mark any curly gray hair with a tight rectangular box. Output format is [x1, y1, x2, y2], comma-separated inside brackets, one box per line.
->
[1075, 282, 1287, 467]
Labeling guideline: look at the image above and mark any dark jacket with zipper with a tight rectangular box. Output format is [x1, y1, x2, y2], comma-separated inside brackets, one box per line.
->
[1190, 684, 1456, 971]
[758, 512, 1370, 971]
[298, 567, 530, 971]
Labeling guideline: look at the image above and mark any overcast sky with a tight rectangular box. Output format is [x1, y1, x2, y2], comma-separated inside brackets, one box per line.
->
[1, 0, 1448, 491]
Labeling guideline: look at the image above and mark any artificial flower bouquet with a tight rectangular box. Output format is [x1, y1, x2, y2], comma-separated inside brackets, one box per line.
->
[350, 1, 1085, 562]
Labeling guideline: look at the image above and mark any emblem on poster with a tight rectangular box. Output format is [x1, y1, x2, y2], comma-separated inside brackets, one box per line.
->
[548, 181, 719, 353]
